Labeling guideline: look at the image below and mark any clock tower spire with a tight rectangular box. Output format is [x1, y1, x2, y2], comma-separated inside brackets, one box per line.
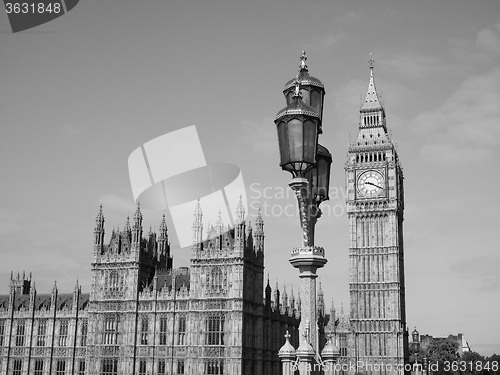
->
[344, 55, 409, 373]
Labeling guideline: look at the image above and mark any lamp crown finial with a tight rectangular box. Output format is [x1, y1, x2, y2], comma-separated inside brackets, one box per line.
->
[292, 77, 302, 99]
[299, 50, 308, 71]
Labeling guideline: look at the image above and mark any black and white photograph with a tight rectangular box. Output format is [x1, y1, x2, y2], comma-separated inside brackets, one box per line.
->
[1, 1, 499, 374]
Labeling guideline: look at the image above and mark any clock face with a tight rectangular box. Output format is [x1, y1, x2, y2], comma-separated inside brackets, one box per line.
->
[357, 171, 384, 197]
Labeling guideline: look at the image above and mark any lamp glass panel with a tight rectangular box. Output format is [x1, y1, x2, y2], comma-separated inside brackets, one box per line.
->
[277, 121, 290, 165]
[308, 167, 318, 198]
[317, 158, 329, 200]
[303, 119, 318, 164]
[311, 90, 323, 118]
[288, 119, 304, 164]
[300, 89, 311, 107]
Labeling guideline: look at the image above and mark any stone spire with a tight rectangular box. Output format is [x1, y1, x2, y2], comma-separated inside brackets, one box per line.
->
[133, 201, 142, 226]
[330, 299, 336, 325]
[236, 194, 245, 224]
[351, 53, 391, 150]
[94, 204, 105, 247]
[274, 281, 280, 309]
[132, 201, 143, 244]
[361, 53, 383, 112]
[95, 203, 104, 226]
[51, 281, 58, 306]
[254, 208, 264, 252]
[290, 286, 296, 311]
[158, 213, 172, 269]
[192, 197, 203, 246]
[281, 285, 288, 311]
[72, 279, 80, 311]
[216, 210, 224, 235]
[215, 210, 224, 250]
[317, 281, 325, 318]
[159, 213, 167, 237]
[297, 290, 301, 313]
[265, 275, 272, 308]
[124, 215, 131, 234]
[235, 196, 246, 246]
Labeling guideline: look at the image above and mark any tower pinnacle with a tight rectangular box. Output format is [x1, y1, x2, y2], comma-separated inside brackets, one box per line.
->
[361, 53, 382, 112]
[192, 198, 203, 247]
[236, 194, 245, 224]
[94, 204, 105, 248]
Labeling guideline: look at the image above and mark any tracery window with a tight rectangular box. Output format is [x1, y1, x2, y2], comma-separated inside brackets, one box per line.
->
[206, 360, 224, 374]
[56, 360, 66, 375]
[109, 271, 119, 293]
[101, 358, 117, 375]
[159, 317, 168, 345]
[0, 320, 5, 346]
[34, 359, 43, 375]
[103, 316, 118, 345]
[58, 320, 68, 346]
[12, 359, 22, 375]
[37, 320, 47, 346]
[15, 320, 25, 346]
[78, 360, 86, 375]
[81, 321, 88, 346]
[205, 315, 224, 346]
[178, 315, 186, 345]
[177, 360, 185, 374]
[140, 316, 148, 345]
[210, 267, 223, 291]
[139, 360, 147, 375]
[158, 360, 166, 375]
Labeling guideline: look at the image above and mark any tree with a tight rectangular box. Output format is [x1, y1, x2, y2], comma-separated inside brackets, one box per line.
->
[486, 354, 500, 375]
[410, 344, 426, 365]
[461, 351, 486, 375]
[426, 338, 459, 375]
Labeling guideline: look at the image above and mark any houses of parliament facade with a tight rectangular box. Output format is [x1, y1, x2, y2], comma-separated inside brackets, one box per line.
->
[0, 199, 301, 375]
[0, 54, 408, 375]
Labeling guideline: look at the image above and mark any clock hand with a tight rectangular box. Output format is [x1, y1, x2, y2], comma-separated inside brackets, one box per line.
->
[366, 181, 383, 189]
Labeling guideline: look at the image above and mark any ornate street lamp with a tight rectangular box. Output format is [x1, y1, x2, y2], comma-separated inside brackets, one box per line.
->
[305, 144, 332, 245]
[275, 79, 320, 179]
[274, 51, 332, 359]
[283, 51, 326, 131]
[307, 144, 332, 204]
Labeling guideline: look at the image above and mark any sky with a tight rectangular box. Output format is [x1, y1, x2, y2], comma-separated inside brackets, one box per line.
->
[1, 0, 499, 356]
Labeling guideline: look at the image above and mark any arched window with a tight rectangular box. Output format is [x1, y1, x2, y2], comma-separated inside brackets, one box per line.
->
[211, 267, 223, 291]
[103, 316, 118, 345]
[205, 315, 225, 346]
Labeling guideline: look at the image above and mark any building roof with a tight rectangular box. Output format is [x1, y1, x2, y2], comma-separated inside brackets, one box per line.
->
[0, 293, 90, 311]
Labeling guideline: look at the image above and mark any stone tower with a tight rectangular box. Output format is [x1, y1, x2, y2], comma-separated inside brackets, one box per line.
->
[344, 56, 408, 373]
[189, 196, 267, 374]
[87, 203, 172, 374]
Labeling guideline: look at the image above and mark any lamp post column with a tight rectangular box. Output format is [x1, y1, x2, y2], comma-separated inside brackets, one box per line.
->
[275, 52, 332, 372]
[288, 177, 327, 355]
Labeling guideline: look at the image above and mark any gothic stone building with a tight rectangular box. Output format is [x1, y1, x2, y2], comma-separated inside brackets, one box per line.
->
[0, 199, 300, 375]
[341, 59, 409, 373]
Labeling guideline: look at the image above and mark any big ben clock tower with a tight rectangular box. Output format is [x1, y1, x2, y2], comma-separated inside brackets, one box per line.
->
[345, 56, 409, 374]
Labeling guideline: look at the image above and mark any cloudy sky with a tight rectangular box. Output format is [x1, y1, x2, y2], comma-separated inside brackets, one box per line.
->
[1, 0, 499, 355]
